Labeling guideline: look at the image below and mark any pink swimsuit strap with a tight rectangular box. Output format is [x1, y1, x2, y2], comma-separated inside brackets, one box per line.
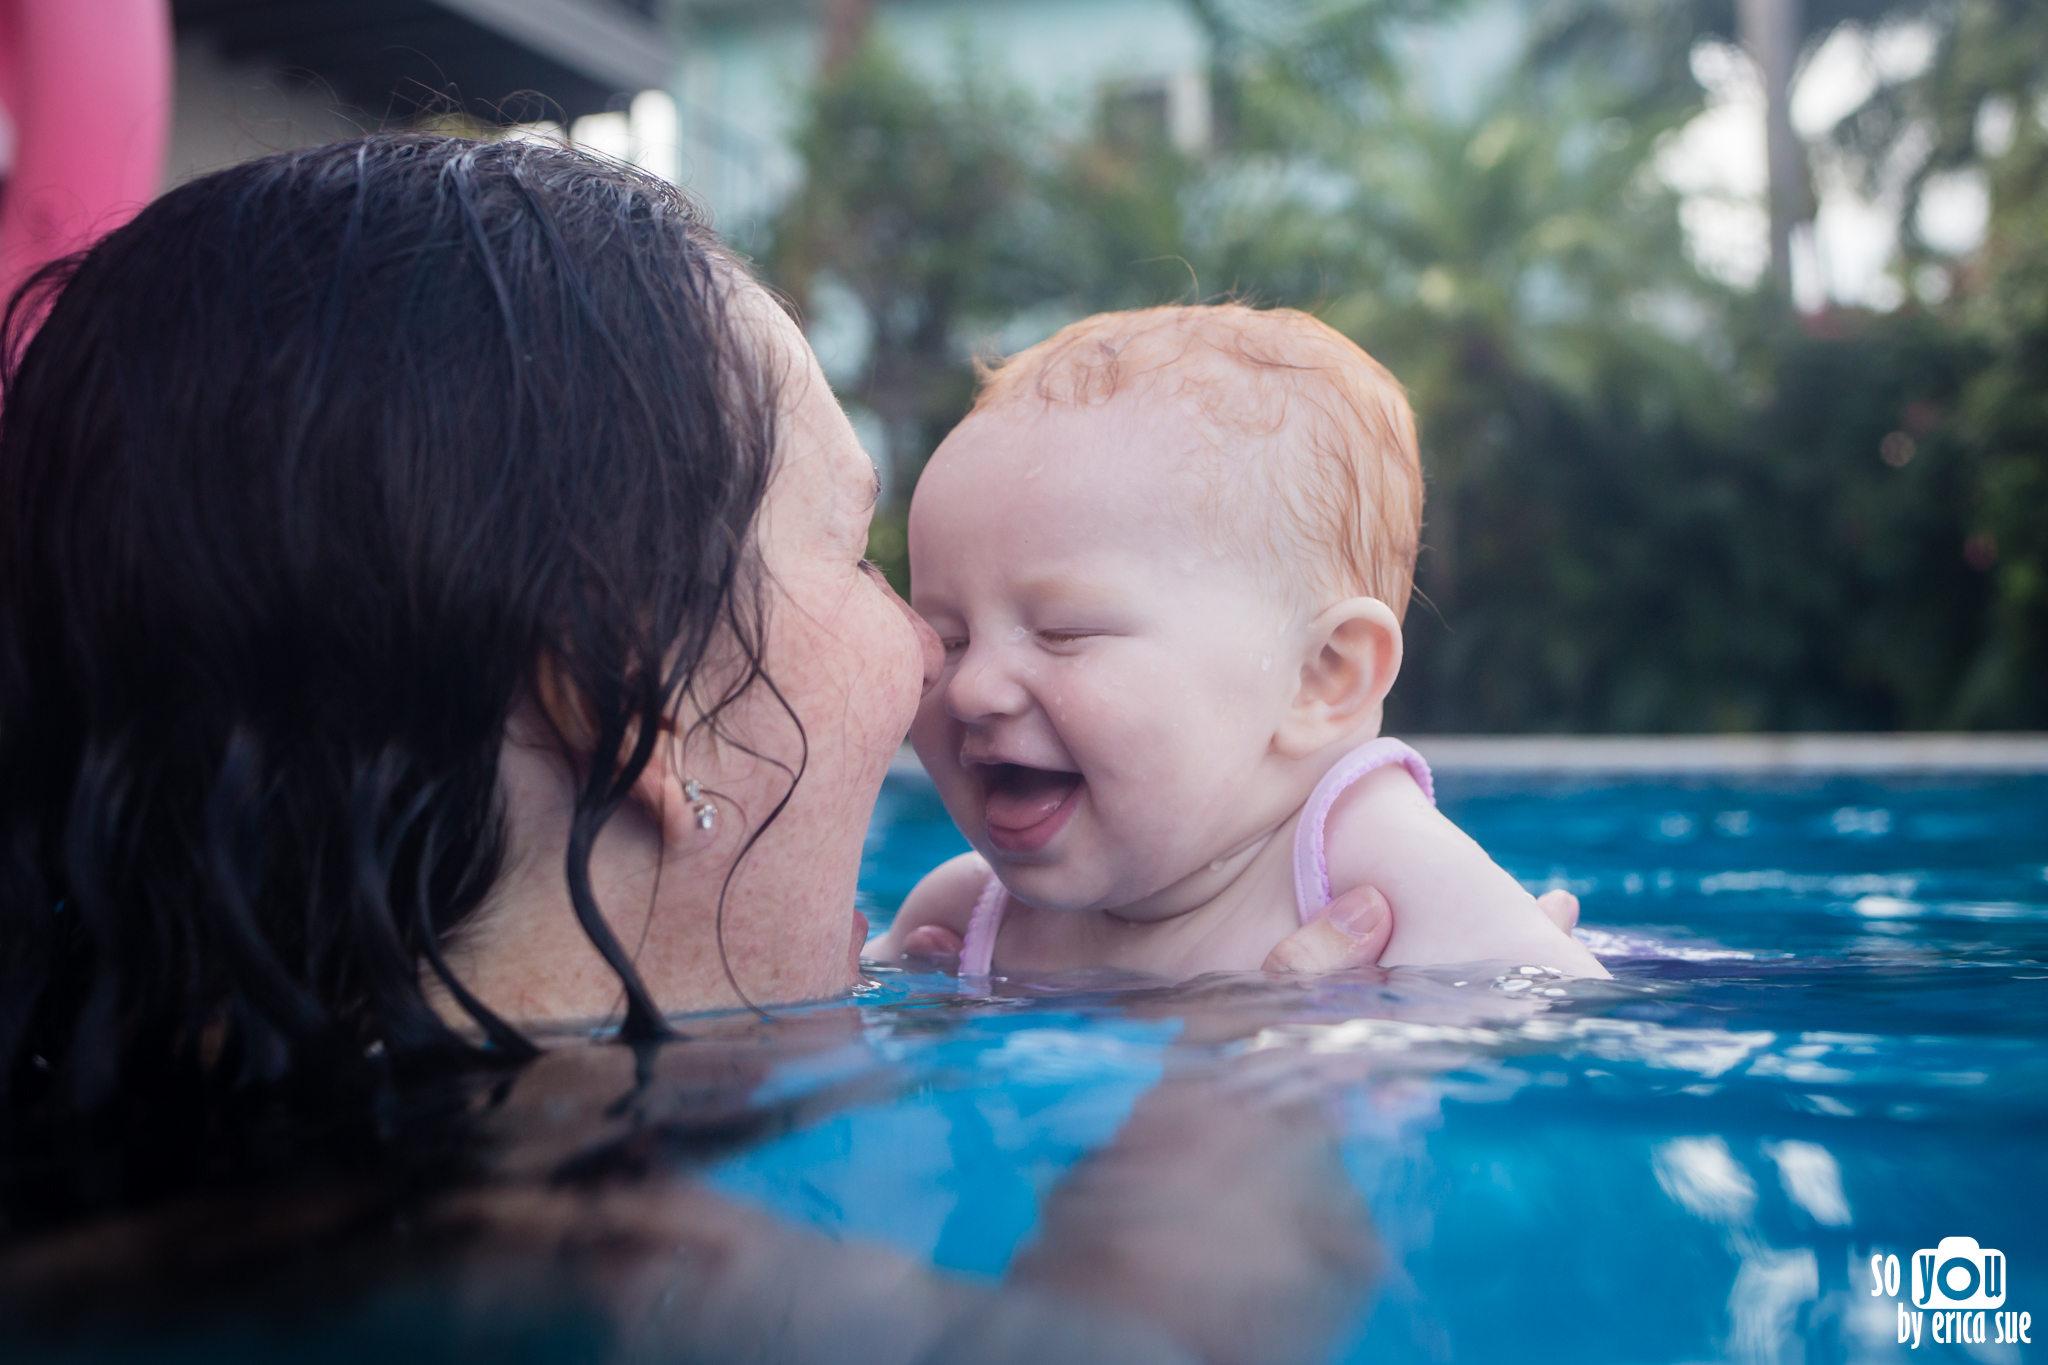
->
[1291, 736, 1433, 924]
[953, 737, 1433, 977]
[958, 868, 1008, 977]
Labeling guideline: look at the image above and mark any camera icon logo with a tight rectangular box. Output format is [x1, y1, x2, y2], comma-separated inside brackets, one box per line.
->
[1913, 1236, 2006, 1310]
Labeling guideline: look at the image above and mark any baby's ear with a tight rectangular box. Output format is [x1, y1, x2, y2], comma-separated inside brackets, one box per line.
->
[1274, 598, 1403, 759]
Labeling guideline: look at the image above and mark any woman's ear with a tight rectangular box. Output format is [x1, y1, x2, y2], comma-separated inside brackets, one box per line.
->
[627, 734, 707, 850]
[1273, 597, 1403, 759]
[532, 652, 712, 850]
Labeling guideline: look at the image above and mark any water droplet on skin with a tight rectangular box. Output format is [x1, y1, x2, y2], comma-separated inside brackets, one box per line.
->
[1007, 625, 1028, 642]
[1209, 858, 1226, 873]
[1260, 655, 1272, 671]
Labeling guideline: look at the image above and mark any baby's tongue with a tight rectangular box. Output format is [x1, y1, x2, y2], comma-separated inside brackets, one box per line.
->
[983, 765, 1082, 832]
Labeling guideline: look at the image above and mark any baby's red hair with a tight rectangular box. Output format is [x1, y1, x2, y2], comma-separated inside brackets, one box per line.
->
[971, 304, 1423, 617]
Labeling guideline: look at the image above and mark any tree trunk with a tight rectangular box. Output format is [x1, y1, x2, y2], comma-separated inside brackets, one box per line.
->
[821, 0, 874, 75]
[1738, 0, 1807, 299]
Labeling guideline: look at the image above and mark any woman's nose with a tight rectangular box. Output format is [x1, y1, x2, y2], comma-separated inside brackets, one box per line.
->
[945, 641, 1030, 724]
[887, 586, 945, 696]
[911, 612, 944, 697]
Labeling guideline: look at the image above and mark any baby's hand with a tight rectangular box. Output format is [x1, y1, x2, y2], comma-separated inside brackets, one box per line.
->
[899, 923, 966, 958]
[862, 850, 987, 963]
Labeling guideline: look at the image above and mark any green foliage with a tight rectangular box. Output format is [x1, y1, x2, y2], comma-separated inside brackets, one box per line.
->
[1824, 0, 2048, 725]
[771, 0, 2047, 731]
[768, 41, 1042, 499]
[1939, 9, 2048, 725]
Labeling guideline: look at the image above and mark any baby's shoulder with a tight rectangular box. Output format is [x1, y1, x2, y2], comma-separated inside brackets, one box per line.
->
[1320, 759, 1471, 885]
[864, 851, 991, 960]
[1323, 758, 1441, 835]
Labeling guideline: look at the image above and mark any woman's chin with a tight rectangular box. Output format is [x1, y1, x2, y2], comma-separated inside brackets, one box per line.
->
[847, 910, 869, 977]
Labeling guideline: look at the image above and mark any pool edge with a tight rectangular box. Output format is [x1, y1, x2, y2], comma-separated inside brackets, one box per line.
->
[890, 734, 2048, 778]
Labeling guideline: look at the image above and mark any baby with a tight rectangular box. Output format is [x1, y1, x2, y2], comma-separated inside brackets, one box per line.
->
[867, 305, 1606, 980]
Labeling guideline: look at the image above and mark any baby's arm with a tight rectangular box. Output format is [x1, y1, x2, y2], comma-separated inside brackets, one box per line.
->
[1323, 765, 1610, 978]
[862, 851, 990, 962]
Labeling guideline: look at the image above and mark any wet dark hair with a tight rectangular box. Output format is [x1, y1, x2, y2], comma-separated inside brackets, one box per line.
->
[0, 135, 783, 1224]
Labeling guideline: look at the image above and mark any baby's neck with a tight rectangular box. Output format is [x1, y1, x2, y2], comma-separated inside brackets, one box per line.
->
[999, 813, 1306, 976]
[994, 732, 1394, 975]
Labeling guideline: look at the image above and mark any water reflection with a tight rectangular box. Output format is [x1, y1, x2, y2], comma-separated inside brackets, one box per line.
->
[1, 1000, 1385, 1365]
[8, 759, 2048, 1365]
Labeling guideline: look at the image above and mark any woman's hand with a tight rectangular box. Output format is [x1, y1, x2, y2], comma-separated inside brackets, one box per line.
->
[897, 886, 1397, 973]
[1261, 887, 1580, 972]
[897, 884, 1580, 975]
[1536, 887, 1580, 932]
[1260, 885, 1394, 972]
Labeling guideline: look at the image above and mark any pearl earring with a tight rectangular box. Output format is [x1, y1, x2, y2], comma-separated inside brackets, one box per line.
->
[684, 779, 717, 832]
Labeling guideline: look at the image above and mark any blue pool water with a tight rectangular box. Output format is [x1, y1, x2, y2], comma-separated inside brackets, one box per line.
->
[704, 769, 2048, 1364]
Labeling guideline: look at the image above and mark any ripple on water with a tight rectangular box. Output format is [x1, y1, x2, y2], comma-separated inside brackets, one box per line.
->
[828, 771, 2048, 1364]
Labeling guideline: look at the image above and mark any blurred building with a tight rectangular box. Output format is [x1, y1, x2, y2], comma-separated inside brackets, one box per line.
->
[671, 0, 1213, 237]
[167, 0, 678, 186]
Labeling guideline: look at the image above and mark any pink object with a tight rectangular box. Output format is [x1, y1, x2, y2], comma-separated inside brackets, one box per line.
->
[956, 737, 1435, 978]
[959, 868, 1006, 978]
[0, 0, 172, 307]
[1291, 736, 1433, 924]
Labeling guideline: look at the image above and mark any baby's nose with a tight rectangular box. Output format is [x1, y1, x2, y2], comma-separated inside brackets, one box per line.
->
[945, 642, 1031, 723]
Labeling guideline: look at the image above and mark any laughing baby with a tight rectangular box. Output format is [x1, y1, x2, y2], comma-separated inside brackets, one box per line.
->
[867, 305, 1606, 981]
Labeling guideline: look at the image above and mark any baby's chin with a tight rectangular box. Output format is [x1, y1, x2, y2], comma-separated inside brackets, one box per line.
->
[982, 843, 1167, 917]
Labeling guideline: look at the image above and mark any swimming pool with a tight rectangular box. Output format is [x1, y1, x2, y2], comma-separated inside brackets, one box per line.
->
[704, 762, 2048, 1364]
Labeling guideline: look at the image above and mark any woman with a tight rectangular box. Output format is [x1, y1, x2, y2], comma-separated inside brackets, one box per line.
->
[0, 133, 1381, 1119]
[0, 135, 1388, 1360]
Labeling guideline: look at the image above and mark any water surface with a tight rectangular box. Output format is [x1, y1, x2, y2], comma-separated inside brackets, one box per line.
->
[710, 770, 2048, 1363]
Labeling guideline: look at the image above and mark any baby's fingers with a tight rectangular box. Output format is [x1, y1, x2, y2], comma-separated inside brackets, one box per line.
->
[1262, 886, 1393, 973]
[900, 924, 965, 958]
[1535, 889, 1580, 933]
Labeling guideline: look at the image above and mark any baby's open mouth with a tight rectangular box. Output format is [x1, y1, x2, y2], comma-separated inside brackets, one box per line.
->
[979, 763, 1084, 854]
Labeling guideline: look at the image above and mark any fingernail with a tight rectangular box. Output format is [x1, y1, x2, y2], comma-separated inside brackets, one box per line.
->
[1327, 893, 1385, 941]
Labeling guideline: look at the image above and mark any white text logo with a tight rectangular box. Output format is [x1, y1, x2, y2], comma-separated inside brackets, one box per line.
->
[1873, 1238, 2030, 1349]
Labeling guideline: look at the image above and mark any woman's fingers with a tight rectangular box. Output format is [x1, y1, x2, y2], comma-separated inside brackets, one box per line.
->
[1261, 885, 1393, 973]
[1535, 889, 1580, 933]
[901, 923, 966, 958]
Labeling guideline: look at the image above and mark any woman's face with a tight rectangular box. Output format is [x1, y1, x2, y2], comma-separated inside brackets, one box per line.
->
[458, 286, 936, 1024]
[693, 293, 940, 1003]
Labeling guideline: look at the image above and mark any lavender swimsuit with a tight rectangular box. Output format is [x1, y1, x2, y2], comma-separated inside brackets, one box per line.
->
[956, 737, 1435, 977]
